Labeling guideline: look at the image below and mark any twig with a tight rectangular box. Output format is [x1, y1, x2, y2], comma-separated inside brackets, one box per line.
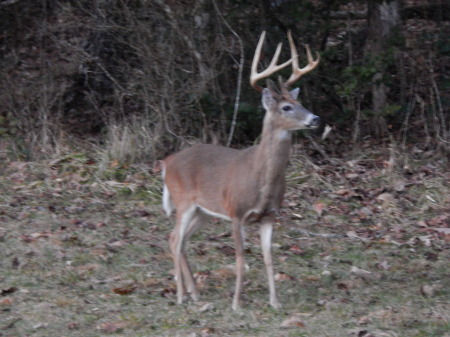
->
[212, 0, 244, 147]
[304, 132, 331, 161]
[400, 87, 416, 151]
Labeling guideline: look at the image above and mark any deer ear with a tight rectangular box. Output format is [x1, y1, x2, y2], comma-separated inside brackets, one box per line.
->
[262, 88, 276, 110]
[290, 88, 300, 100]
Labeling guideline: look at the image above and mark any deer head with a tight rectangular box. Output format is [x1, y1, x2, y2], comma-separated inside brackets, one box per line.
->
[251, 31, 321, 132]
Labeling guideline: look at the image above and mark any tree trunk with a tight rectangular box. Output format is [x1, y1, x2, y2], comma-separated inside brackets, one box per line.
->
[366, 0, 400, 137]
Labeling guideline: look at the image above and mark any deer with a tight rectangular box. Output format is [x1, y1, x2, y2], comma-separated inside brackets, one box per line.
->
[161, 31, 320, 310]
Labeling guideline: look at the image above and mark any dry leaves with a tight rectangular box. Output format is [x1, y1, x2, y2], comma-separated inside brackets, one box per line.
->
[350, 266, 382, 281]
[97, 321, 128, 333]
[112, 282, 137, 295]
[313, 202, 326, 217]
[275, 272, 295, 282]
[281, 313, 310, 328]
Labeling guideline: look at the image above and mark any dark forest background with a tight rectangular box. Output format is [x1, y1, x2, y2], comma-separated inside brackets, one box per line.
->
[0, 0, 448, 163]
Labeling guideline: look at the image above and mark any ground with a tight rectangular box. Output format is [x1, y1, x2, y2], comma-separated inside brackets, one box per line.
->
[0, 147, 449, 337]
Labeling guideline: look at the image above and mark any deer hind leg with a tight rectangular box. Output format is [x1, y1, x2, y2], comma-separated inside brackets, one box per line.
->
[232, 219, 246, 310]
[170, 205, 195, 304]
[179, 209, 208, 302]
[260, 221, 281, 309]
[170, 205, 206, 304]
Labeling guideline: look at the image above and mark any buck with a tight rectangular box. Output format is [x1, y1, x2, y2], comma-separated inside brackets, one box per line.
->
[161, 31, 320, 310]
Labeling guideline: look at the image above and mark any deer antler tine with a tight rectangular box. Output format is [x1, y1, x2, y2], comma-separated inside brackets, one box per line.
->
[250, 31, 266, 91]
[305, 44, 313, 62]
[305, 44, 321, 66]
[269, 43, 282, 68]
[285, 31, 320, 87]
[287, 30, 299, 69]
[250, 31, 293, 91]
[251, 31, 266, 74]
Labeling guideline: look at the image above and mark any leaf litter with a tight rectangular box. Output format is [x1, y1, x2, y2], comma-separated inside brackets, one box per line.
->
[0, 150, 449, 336]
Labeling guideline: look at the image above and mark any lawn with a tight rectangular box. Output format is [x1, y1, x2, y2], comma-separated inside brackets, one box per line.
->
[0, 149, 449, 337]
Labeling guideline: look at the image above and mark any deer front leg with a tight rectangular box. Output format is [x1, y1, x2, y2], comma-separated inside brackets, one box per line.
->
[232, 220, 245, 310]
[260, 222, 281, 309]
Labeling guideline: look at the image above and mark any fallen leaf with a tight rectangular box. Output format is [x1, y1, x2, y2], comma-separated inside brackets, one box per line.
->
[346, 173, 359, 180]
[212, 268, 235, 279]
[394, 180, 406, 192]
[350, 266, 381, 281]
[275, 272, 295, 281]
[107, 240, 126, 250]
[418, 235, 432, 247]
[280, 315, 305, 328]
[291, 212, 303, 219]
[97, 322, 127, 333]
[160, 287, 176, 298]
[376, 193, 395, 204]
[194, 271, 210, 288]
[143, 278, 162, 287]
[201, 328, 215, 337]
[32, 322, 48, 330]
[317, 298, 329, 306]
[289, 244, 305, 255]
[313, 202, 326, 216]
[217, 244, 235, 256]
[346, 231, 360, 239]
[335, 188, 351, 196]
[420, 283, 442, 297]
[431, 227, 450, 235]
[0, 297, 13, 306]
[428, 215, 449, 227]
[417, 220, 428, 227]
[337, 282, 350, 291]
[357, 315, 371, 325]
[198, 302, 215, 313]
[67, 322, 80, 330]
[112, 283, 136, 295]
[321, 270, 331, 277]
[20, 234, 35, 243]
[30, 232, 51, 239]
[375, 260, 390, 270]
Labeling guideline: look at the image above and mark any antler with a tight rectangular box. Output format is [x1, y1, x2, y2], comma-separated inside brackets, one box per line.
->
[250, 31, 293, 92]
[250, 31, 320, 91]
[285, 30, 320, 87]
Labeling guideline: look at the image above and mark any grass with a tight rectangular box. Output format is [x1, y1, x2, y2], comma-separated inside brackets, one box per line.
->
[0, 150, 449, 337]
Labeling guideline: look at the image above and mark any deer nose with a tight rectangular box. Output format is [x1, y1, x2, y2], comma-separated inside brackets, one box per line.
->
[311, 115, 320, 126]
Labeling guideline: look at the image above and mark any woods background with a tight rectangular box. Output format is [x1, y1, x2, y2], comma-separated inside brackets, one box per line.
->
[0, 0, 448, 162]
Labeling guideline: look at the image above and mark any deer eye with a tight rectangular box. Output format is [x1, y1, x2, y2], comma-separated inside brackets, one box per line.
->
[282, 105, 292, 112]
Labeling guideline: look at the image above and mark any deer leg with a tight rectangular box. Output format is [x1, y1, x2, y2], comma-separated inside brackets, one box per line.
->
[169, 228, 185, 304]
[170, 205, 196, 304]
[260, 221, 281, 309]
[232, 220, 245, 310]
[179, 210, 207, 302]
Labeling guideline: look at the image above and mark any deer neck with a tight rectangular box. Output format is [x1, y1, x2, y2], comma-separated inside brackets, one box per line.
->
[258, 114, 292, 168]
[251, 116, 292, 215]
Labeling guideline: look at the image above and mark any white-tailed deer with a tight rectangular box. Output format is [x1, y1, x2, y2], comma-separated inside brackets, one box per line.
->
[161, 31, 320, 310]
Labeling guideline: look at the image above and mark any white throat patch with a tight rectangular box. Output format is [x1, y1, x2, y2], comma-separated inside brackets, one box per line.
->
[277, 130, 291, 140]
